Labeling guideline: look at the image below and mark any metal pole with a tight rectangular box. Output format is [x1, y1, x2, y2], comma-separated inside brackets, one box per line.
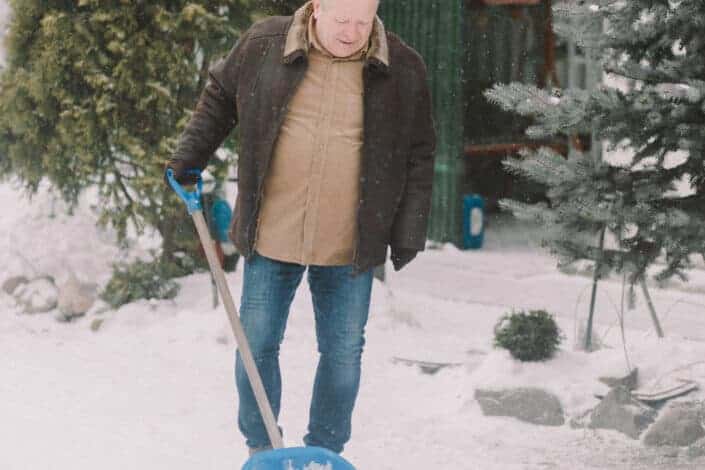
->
[585, 226, 606, 351]
[191, 211, 284, 449]
[639, 277, 665, 338]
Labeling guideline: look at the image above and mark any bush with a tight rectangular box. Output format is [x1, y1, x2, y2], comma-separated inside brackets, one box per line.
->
[100, 252, 197, 309]
[493, 309, 563, 361]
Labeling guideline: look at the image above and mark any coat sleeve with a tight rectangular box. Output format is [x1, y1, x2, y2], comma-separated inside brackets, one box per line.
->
[389, 55, 437, 267]
[165, 28, 251, 185]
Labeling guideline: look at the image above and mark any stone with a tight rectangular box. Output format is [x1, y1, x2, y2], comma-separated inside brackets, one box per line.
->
[588, 386, 657, 439]
[57, 273, 97, 320]
[90, 318, 104, 332]
[215, 334, 230, 345]
[475, 387, 565, 426]
[687, 437, 705, 459]
[568, 408, 592, 429]
[2, 275, 28, 295]
[661, 447, 681, 458]
[644, 402, 705, 447]
[13, 276, 58, 314]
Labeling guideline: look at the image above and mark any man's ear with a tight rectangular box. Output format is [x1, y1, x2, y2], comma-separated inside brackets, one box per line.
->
[312, 0, 322, 20]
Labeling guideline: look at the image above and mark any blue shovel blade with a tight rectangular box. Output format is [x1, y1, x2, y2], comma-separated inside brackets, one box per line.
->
[242, 446, 356, 470]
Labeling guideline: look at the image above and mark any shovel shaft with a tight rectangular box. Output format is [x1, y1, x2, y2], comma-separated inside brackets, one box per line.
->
[191, 211, 284, 449]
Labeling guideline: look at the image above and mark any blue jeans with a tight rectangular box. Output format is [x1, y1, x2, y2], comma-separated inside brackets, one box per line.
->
[235, 251, 374, 454]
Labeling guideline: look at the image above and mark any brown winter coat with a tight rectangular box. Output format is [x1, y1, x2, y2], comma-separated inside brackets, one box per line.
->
[253, 5, 371, 267]
[166, 9, 436, 275]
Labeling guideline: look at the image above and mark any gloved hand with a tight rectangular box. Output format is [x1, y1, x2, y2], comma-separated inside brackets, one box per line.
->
[390, 247, 418, 271]
[164, 161, 200, 188]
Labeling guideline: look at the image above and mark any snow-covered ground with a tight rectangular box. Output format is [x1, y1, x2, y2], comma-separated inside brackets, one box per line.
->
[2, 179, 705, 470]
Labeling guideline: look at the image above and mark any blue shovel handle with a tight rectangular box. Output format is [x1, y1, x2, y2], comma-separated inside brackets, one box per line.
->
[166, 168, 203, 214]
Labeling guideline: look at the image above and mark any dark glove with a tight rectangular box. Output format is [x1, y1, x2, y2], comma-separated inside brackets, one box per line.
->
[391, 247, 418, 272]
[164, 161, 200, 188]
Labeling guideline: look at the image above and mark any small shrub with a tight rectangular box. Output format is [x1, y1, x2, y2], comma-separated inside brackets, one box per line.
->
[493, 309, 563, 361]
[100, 252, 197, 309]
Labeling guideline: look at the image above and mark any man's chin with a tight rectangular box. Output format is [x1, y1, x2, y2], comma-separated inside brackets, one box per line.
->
[332, 44, 362, 58]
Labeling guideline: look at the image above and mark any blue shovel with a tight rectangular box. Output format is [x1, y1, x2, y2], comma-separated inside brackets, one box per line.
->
[166, 169, 356, 470]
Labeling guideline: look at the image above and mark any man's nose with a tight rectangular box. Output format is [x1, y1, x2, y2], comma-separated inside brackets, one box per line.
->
[340, 24, 357, 41]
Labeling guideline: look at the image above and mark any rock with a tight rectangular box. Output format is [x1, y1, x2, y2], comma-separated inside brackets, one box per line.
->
[475, 387, 565, 426]
[687, 437, 705, 459]
[661, 447, 681, 458]
[568, 408, 592, 429]
[90, 318, 104, 332]
[215, 334, 230, 345]
[644, 402, 705, 447]
[13, 276, 58, 314]
[588, 386, 657, 439]
[57, 273, 97, 321]
[2, 275, 28, 295]
[599, 367, 639, 391]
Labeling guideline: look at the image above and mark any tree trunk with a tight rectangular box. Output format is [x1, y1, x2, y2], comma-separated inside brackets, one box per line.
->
[585, 226, 606, 351]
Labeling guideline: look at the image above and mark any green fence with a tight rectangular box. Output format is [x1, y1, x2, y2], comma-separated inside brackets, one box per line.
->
[379, 0, 465, 245]
[464, 4, 548, 145]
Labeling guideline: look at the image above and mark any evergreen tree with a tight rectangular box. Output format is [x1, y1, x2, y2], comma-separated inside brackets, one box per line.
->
[0, 0, 251, 260]
[486, 1, 705, 346]
[254, 0, 301, 16]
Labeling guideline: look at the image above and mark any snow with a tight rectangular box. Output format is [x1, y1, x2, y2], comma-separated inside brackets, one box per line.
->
[12, 277, 56, 312]
[602, 142, 696, 198]
[0, 181, 121, 287]
[303, 463, 331, 470]
[3, 179, 705, 470]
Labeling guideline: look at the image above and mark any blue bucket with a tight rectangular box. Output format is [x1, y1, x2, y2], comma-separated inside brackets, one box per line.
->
[242, 446, 356, 470]
[462, 194, 485, 249]
[210, 197, 233, 243]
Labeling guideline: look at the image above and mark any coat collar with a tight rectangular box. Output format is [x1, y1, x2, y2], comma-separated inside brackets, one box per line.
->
[282, 1, 390, 71]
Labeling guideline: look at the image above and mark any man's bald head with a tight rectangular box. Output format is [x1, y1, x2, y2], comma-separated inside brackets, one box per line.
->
[319, 0, 380, 11]
[312, 0, 380, 58]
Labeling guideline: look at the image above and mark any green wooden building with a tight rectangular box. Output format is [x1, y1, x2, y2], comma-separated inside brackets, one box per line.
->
[379, 0, 598, 246]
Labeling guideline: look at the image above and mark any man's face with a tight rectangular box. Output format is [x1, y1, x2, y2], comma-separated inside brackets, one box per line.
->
[312, 0, 379, 58]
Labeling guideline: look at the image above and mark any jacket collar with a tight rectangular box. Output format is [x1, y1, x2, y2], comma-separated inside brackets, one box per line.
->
[282, 1, 390, 71]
